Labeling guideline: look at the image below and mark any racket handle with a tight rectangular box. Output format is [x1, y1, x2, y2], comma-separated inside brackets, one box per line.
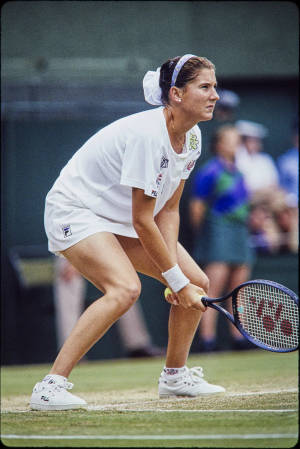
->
[201, 297, 208, 306]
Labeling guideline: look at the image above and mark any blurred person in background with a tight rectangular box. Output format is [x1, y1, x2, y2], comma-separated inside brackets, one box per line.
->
[277, 119, 299, 208]
[235, 120, 280, 197]
[54, 257, 164, 357]
[235, 120, 283, 256]
[213, 88, 240, 125]
[269, 189, 298, 254]
[189, 125, 254, 352]
[274, 119, 299, 254]
[248, 194, 281, 255]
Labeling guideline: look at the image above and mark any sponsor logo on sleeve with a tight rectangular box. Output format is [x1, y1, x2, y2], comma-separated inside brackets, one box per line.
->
[160, 155, 169, 168]
[156, 173, 163, 187]
[186, 160, 196, 171]
[189, 133, 199, 151]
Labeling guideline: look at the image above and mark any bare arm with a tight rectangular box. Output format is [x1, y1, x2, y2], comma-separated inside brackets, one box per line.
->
[189, 198, 207, 231]
[154, 180, 185, 261]
[132, 188, 177, 273]
[132, 184, 206, 311]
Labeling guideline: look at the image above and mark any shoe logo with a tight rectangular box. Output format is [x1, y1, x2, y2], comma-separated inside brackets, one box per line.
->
[41, 395, 50, 402]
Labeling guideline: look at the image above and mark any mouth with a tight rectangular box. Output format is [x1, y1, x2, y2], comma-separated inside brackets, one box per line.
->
[206, 105, 215, 111]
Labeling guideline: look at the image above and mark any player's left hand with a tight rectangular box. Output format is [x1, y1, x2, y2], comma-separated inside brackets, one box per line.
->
[164, 288, 179, 306]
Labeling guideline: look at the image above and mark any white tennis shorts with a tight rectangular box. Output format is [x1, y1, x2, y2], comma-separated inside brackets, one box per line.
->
[44, 190, 136, 256]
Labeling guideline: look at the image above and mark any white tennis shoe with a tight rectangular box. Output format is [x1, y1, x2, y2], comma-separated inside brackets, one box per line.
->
[158, 366, 225, 398]
[30, 374, 87, 411]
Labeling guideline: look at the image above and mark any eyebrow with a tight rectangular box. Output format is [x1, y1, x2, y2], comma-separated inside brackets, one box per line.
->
[199, 81, 218, 87]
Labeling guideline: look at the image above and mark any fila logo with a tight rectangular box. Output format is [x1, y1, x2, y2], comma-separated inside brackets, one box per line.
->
[62, 224, 72, 238]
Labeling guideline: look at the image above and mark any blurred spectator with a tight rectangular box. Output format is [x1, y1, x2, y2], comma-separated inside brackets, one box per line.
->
[277, 119, 299, 208]
[269, 189, 298, 254]
[189, 125, 254, 352]
[248, 193, 281, 255]
[235, 120, 279, 196]
[54, 257, 164, 357]
[214, 89, 240, 124]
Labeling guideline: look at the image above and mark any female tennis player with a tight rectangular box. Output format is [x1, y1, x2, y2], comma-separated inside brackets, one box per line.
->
[30, 54, 225, 410]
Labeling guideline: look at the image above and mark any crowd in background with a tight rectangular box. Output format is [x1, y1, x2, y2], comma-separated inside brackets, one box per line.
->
[187, 89, 298, 352]
[191, 89, 298, 257]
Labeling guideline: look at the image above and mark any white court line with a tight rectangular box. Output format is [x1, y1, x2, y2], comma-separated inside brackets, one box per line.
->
[86, 388, 299, 411]
[1, 408, 297, 414]
[88, 407, 298, 413]
[1, 388, 297, 414]
[1, 433, 298, 440]
[229, 388, 298, 397]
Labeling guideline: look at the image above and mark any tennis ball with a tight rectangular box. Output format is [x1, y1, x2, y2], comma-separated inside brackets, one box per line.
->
[164, 287, 172, 298]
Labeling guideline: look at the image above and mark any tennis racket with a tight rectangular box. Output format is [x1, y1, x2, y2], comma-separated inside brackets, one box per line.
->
[165, 279, 298, 353]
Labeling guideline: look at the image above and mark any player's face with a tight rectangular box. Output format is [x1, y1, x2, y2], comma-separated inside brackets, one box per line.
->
[181, 68, 219, 121]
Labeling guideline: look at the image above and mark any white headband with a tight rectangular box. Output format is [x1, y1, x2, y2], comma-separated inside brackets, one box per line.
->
[143, 54, 196, 106]
[143, 67, 163, 105]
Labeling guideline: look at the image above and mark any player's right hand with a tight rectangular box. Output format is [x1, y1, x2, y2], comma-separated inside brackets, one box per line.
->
[177, 283, 207, 311]
[165, 284, 207, 311]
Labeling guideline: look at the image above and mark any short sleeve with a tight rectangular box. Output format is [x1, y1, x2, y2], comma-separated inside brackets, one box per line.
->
[181, 127, 202, 180]
[120, 133, 161, 198]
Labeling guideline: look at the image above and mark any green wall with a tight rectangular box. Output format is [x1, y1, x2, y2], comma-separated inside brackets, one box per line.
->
[2, 1, 299, 82]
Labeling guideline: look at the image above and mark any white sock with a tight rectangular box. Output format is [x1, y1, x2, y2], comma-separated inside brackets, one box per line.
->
[43, 374, 67, 384]
[163, 366, 186, 377]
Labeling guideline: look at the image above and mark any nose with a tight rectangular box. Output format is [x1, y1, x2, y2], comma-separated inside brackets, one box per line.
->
[212, 88, 220, 101]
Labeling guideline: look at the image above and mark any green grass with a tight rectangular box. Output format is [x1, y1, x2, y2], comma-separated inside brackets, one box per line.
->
[1, 350, 298, 448]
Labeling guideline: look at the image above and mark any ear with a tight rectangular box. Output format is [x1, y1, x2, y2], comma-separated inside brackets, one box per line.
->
[169, 86, 182, 103]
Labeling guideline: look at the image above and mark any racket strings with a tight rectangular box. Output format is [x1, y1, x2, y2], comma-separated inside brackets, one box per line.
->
[237, 284, 298, 350]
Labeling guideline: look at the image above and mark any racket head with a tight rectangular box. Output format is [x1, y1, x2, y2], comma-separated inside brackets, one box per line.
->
[231, 279, 298, 353]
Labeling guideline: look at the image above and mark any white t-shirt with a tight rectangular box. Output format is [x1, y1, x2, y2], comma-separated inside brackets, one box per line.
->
[47, 106, 202, 238]
[235, 145, 279, 193]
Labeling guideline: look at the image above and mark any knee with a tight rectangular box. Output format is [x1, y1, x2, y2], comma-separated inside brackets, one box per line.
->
[203, 274, 210, 294]
[197, 273, 209, 295]
[111, 281, 141, 312]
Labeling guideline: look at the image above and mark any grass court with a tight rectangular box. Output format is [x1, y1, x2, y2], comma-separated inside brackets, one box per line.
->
[1, 349, 298, 447]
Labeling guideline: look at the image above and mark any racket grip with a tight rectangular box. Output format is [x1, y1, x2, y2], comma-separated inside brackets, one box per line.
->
[201, 297, 208, 307]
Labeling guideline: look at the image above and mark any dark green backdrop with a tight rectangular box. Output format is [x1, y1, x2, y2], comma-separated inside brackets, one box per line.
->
[1, 0, 298, 364]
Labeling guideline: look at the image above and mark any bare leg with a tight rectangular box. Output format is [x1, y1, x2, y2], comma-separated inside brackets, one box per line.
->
[199, 262, 231, 341]
[117, 236, 209, 368]
[49, 232, 141, 378]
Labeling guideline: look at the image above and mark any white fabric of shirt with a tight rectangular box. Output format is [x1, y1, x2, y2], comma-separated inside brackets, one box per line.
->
[235, 145, 279, 193]
[46, 107, 202, 238]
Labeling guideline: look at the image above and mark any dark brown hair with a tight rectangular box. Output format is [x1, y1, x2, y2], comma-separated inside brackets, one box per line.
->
[159, 56, 215, 105]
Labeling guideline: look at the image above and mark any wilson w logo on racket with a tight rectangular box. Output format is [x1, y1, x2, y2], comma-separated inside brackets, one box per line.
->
[165, 279, 299, 352]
